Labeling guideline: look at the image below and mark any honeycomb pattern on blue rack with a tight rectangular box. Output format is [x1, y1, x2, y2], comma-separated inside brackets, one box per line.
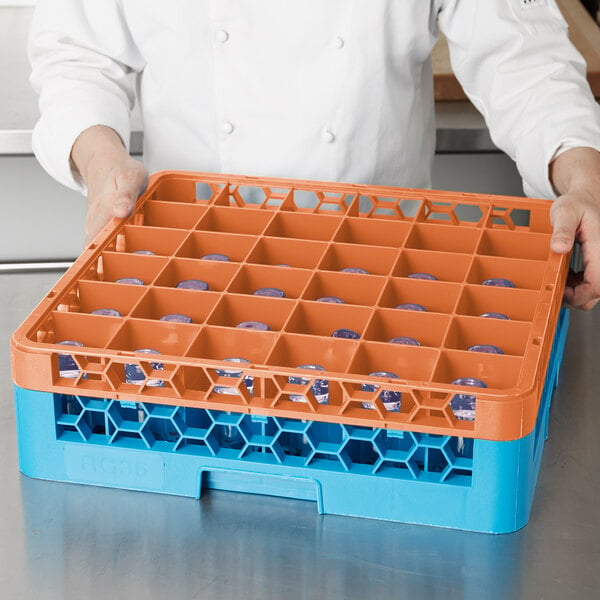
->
[54, 394, 474, 485]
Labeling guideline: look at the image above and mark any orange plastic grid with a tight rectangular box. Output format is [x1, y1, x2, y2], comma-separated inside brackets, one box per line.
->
[11, 172, 569, 441]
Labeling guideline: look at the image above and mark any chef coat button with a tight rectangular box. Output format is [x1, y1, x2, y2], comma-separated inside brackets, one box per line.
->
[215, 29, 229, 43]
[333, 36, 344, 49]
[221, 121, 234, 134]
[321, 128, 335, 143]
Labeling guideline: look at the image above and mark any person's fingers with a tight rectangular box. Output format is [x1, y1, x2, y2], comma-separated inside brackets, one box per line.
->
[577, 203, 600, 304]
[569, 280, 596, 308]
[551, 193, 599, 310]
[84, 230, 96, 248]
[571, 244, 600, 309]
[85, 192, 116, 246]
[550, 199, 580, 254]
[581, 298, 600, 311]
[83, 162, 148, 247]
[561, 211, 600, 309]
[112, 166, 148, 218]
[565, 292, 600, 311]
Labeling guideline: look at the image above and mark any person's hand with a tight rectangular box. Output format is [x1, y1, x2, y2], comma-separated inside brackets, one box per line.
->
[549, 147, 600, 311]
[71, 125, 148, 246]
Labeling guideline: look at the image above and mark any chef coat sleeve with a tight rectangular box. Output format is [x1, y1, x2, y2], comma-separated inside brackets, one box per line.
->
[28, 0, 145, 193]
[438, 0, 600, 199]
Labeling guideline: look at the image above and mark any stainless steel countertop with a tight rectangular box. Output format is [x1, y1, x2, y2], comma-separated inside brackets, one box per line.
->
[0, 6, 494, 156]
[1, 270, 599, 599]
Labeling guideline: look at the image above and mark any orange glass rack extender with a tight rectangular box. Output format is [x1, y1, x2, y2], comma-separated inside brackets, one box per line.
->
[11, 171, 569, 442]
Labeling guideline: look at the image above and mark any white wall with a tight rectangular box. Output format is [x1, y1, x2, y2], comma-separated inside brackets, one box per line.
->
[0, 156, 86, 261]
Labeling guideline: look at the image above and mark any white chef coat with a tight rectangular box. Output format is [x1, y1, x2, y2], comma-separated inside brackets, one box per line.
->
[28, 0, 600, 200]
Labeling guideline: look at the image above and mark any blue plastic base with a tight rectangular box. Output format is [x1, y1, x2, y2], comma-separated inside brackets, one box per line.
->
[14, 310, 569, 533]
